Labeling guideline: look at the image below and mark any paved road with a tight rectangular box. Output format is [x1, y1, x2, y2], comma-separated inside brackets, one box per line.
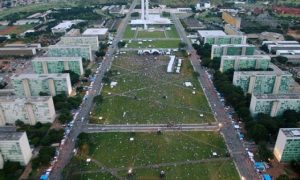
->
[83, 124, 219, 132]
[171, 13, 258, 180]
[49, 1, 138, 179]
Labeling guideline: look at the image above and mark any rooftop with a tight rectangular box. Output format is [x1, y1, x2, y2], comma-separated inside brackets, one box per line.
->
[0, 132, 25, 141]
[48, 45, 91, 49]
[82, 28, 108, 35]
[222, 55, 271, 59]
[52, 21, 74, 30]
[262, 41, 299, 46]
[212, 44, 255, 48]
[281, 128, 300, 138]
[253, 94, 300, 100]
[33, 57, 82, 62]
[234, 69, 291, 76]
[12, 73, 70, 80]
[197, 30, 226, 37]
[0, 96, 52, 102]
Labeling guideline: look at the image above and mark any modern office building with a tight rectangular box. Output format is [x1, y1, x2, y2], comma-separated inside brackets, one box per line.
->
[249, 94, 300, 117]
[233, 70, 293, 94]
[220, 55, 271, 72]
[11, 73, 72, 97]
[211, 44, 255, 59]
[276, 50, 300, 56]
[82, 28, 109, 40]
[0, 96, 56, 126]
[0, 47, 37, 57]
[198, 30, 246, 45]
[0, 132, 32, 166]
[222, 11, 241, 29]
[274, 128, 300, 162]
[32, 57, 84, 76]
[47, 45, 93, 61]
[262, 41, 300, 54]
[58, 36, 99, 51]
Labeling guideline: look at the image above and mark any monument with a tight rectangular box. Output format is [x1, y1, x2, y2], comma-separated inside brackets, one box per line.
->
[131, 0, 172, 29]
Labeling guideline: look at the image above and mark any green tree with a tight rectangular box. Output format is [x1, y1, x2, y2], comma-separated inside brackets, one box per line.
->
[276, 174, 289, 180]
[58, 110, 73, 124]
[247, 123, 269, 143]
[258, 143, 273, 161]
[62, 70, 79, 85]
[93, 95, 103, 104]
[117, 41, 126, 48]
[84, 69, 92, 77]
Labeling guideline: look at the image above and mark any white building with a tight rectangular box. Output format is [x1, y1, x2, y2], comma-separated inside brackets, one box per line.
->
[12, 73, 72, 97]
[274, 128, 300, 162]
[130, 0, 172, 29]
[82, 28, 109, 40]
[0, 96, 56, 126]
[167, 55, 175, 73]
[51, 20, 84, 34]
[0, 132, 32, 167]
[58, 36, 99, 51]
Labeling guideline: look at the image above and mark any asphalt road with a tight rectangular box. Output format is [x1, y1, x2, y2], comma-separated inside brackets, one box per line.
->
[49, 1, 138, 179]
[83, 124, 219, 132]
[171, 13, 258, 180]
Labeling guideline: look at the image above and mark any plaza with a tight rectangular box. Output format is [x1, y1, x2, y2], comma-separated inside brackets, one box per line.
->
[91, 54, 214, 124]
[63, 132, 239, 180]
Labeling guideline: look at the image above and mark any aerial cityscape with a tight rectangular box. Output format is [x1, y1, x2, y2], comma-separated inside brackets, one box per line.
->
[0, 0, 299, 179]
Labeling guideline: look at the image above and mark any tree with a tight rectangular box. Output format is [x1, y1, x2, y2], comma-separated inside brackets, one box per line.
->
[95, 50, 106, 57]
[84, 69, 92, 77]
[41, 129, 64, 146]
[117, 41, 126, 48]
[276, 56, 288, 64]
[15, 120, 25, 127]
[62, 70, 79, 85]
[2, 161, 23, 179]
[258, 143, 273, 161]
[58, 110, 73, 123]
[93, 95, 103, 104]
[32, 146, 56, 169]
[247, 123, 269, 143]
[178, 42, 187, 50]
[276, 174, 289, 180]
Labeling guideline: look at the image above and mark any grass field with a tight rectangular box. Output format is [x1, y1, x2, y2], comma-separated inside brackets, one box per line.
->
[91, 54, 214, 124]
[0, 24, 34, 35]
[63, 132, 239, 180]
[123, 26, 136, 39]
[137, 30, 166, 38]
[165, 25, 180, 38]
[126, 39, 181, 48]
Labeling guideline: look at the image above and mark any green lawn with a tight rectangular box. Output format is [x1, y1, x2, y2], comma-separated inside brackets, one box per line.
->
[126, 39, 181, 48]
[91, 54, 214, 124]
[63, 132, 239, 180]
[137, 30, 166, 38]
[123, 26, 136, 39]
[165, 25, 180, 38]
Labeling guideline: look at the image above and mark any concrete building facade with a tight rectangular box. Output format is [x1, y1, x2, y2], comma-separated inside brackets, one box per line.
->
[32, 57, 84, 76]
[220, 55, 271, 72]
[0, 132, 32, 167]
[47, 45, 93, 61]
[11, 73, 72, 97]
[211, 44, 255, 59]
[274, 128, 300, 162]
[249, 94, 300, 117]
[58, 36, 99, 51]
[0, 96, 56, 126]
[198, 30, 246, 45]
[233, 70, 293, 95]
